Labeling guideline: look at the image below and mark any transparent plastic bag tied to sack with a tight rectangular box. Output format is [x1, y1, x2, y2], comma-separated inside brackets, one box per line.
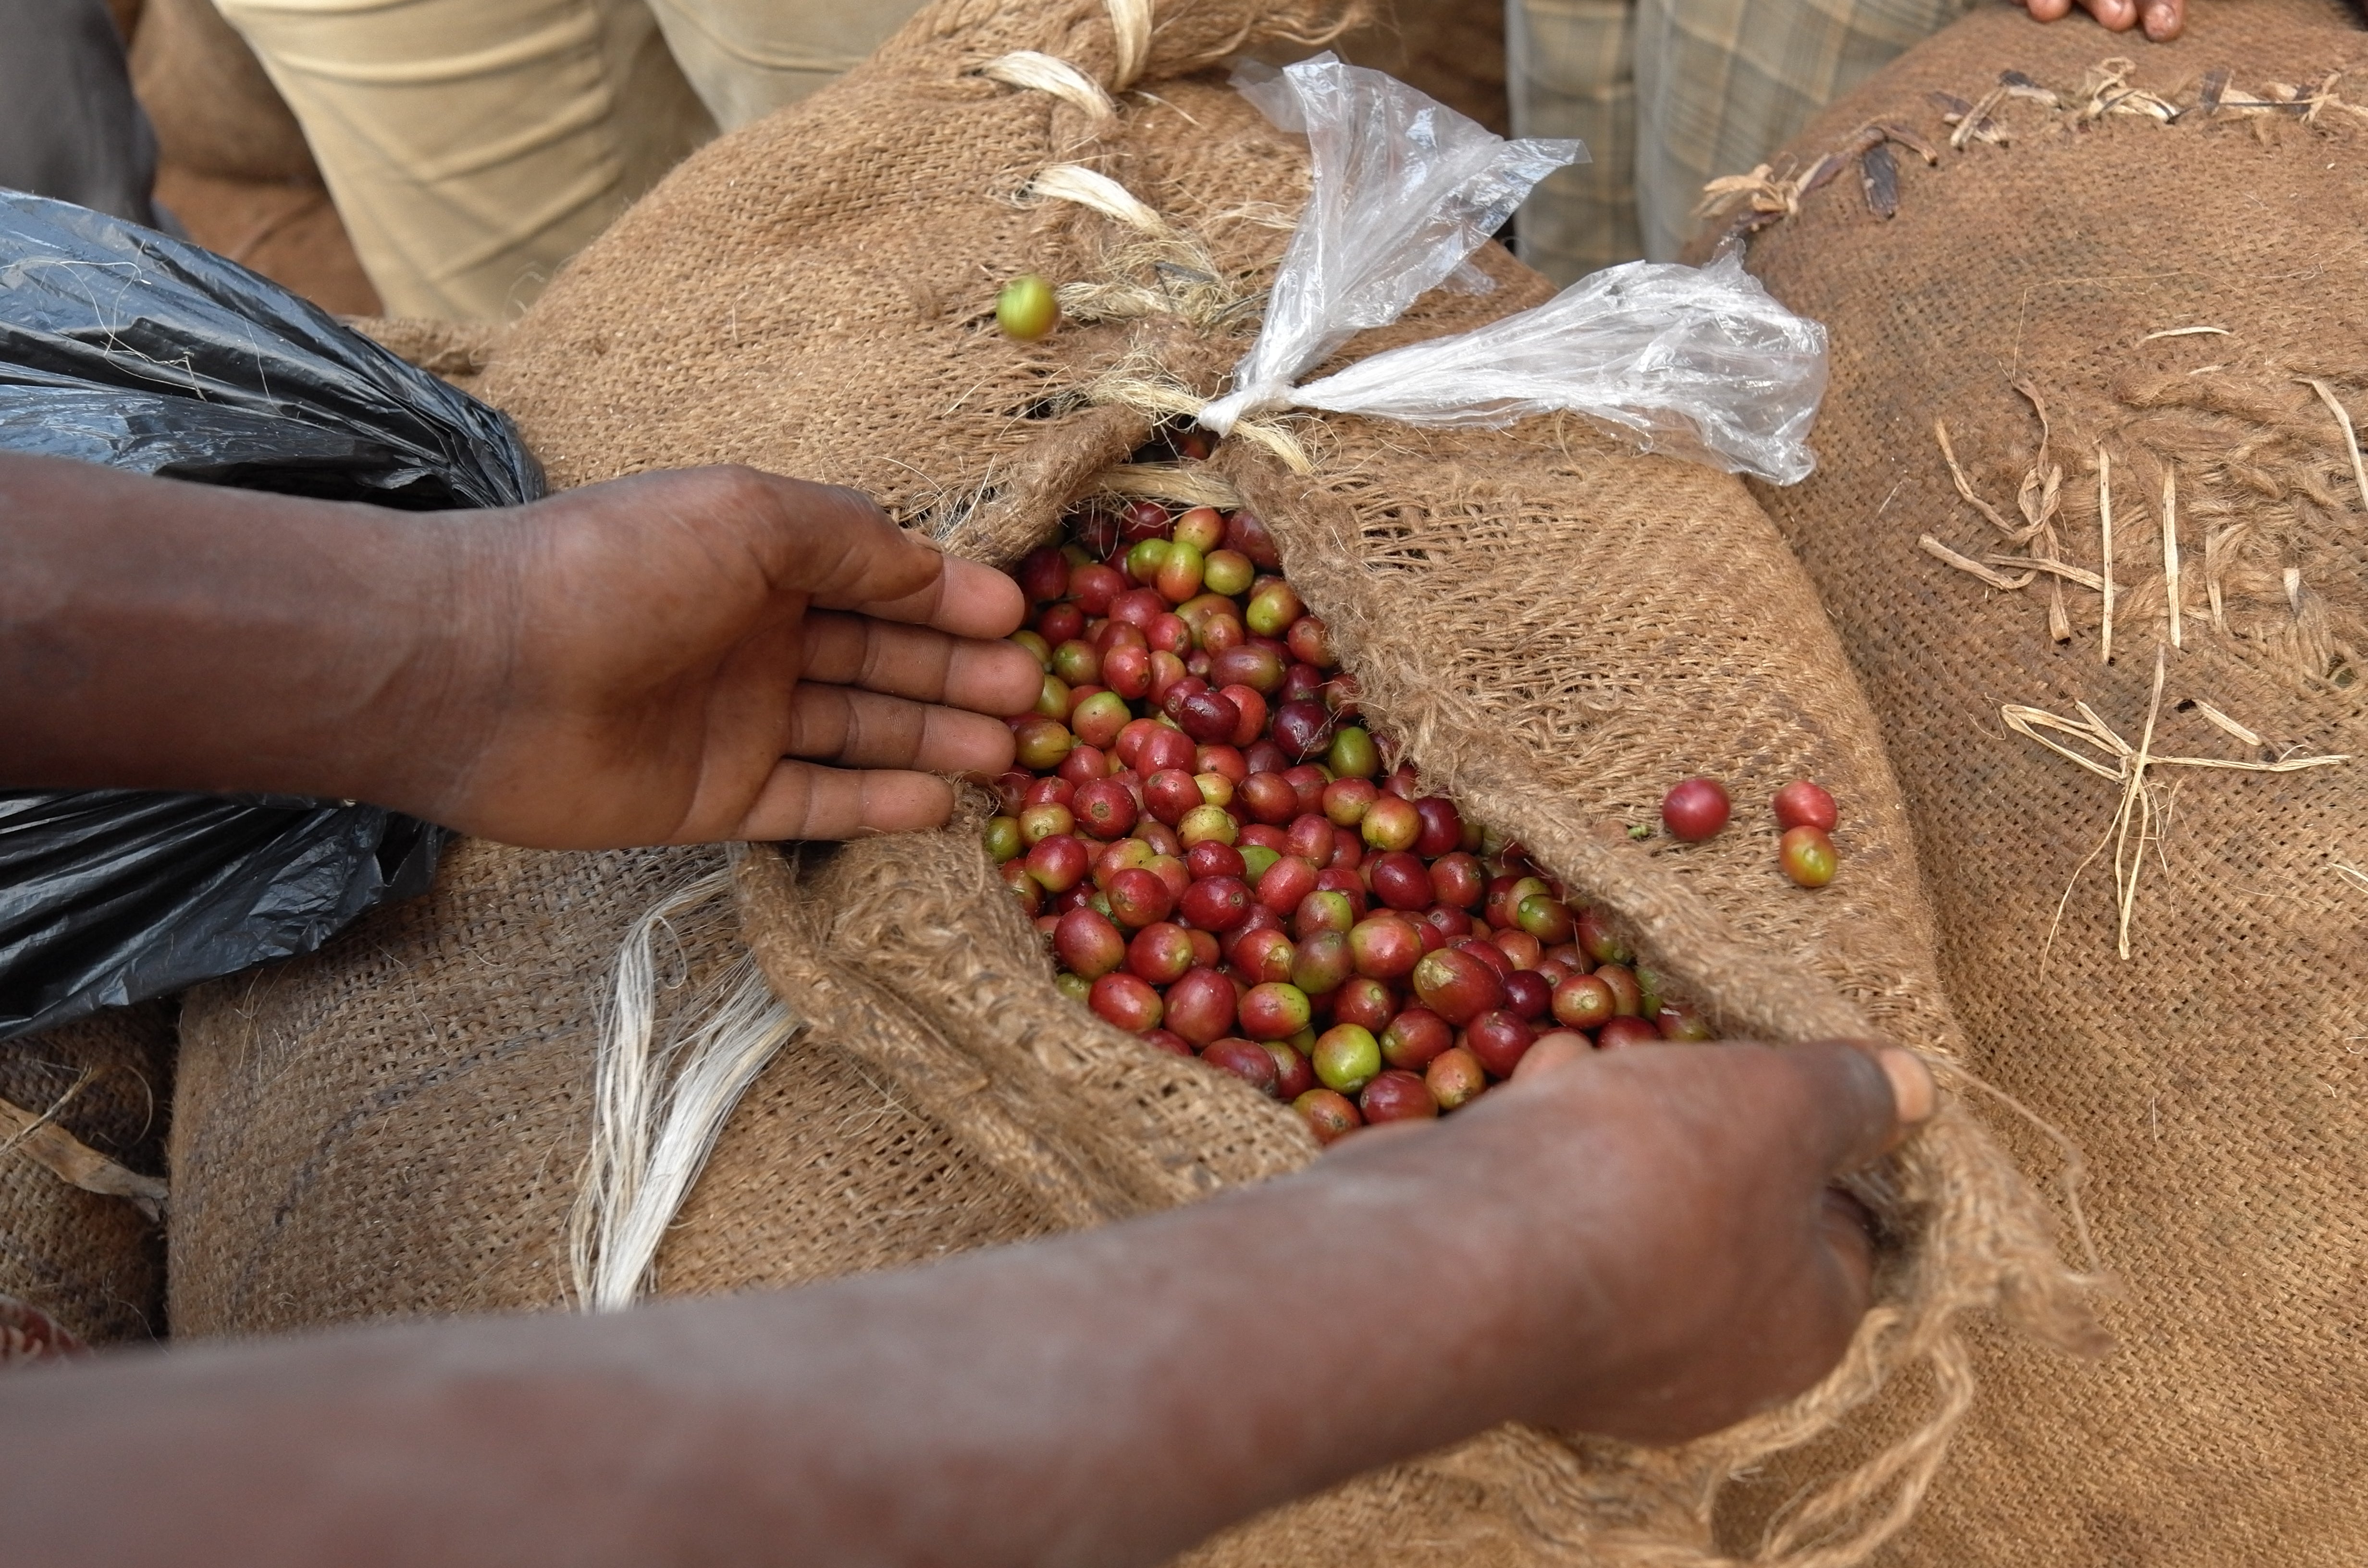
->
[1205, 60, 1830, 485]
[1197, 55, 1582, 434]
[1295, 251, 1829, 484]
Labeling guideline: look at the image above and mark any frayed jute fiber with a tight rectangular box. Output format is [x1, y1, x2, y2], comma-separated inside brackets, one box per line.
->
[1, 1003, 173, 1345]
[1711, 0, 2368, 1562]
[172, 2, 2092, 1562]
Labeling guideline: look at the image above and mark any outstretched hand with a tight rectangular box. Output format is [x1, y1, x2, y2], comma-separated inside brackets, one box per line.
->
[2020, 0, 2184, 41]
[408, 467, 1042, 848]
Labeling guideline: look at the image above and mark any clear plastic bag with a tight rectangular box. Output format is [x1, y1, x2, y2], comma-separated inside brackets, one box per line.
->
[1290, 250, 1830, 484]
[1198, 54, 1582, 435]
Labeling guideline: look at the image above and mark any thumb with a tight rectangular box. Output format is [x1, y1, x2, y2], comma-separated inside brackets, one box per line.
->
[1779, 1041, 1937, 1178]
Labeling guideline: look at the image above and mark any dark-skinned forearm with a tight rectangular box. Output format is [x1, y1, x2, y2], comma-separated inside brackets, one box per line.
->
[0, 1078, 1689, 1568]
[0, 450, 484, 805]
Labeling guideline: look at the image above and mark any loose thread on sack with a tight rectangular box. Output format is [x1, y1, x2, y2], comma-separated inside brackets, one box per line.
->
[571, 857, 802, 1311]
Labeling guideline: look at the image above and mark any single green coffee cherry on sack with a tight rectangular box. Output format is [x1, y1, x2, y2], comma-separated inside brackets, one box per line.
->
[997, 274, 1060, 341]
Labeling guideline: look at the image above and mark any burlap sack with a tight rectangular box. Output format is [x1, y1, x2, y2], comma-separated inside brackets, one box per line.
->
[1, 1004, 173, 1345]
[173, 2, 2091, 1561]
[1706, 2, 2368, 1560]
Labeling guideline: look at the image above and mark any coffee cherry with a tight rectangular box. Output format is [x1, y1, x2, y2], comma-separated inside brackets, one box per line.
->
[1162, 967, 1236, 1045]
[1202, 1036, 1282, 1097]
[997, 273, 1060, 340]
[1596, 1017, 1661, 1051]
[1661, 777, 1731, 842]
[1780, 825, 1838, 888]
[1425, 1047, 1487, 1110]
[1359, 1069, 1438, 1123]
[1774, 779, 1839, 833]
[1380, 1007, 1453, 1070]
[1312, 1024, 1383, 1093]
[1294, 1088, 1361, 1144]
[1411, 947, 1505, 1025]
[1089, 972, 1162, 1031]
[1240, 982, 1315, 1041]
[1460, 1010, 1536, 1078]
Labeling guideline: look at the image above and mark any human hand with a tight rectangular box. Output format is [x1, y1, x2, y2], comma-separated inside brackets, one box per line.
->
[1335, 1034, 1933, 1445]
[2019, 0, 2183, 41]
[397, 466, 1041, 848]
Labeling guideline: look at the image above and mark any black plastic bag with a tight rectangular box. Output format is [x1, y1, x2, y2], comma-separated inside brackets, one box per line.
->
[0, 190, 543, 1041]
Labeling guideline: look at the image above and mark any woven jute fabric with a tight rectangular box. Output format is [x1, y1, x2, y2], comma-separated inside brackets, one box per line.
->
[172, 2, 2088, 1562]
[1721, 2, 2368, 1561]
[1, 1003, 173, 1344]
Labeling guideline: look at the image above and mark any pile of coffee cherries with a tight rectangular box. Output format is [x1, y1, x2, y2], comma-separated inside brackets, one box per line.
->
[985, 497, 1727, 1145]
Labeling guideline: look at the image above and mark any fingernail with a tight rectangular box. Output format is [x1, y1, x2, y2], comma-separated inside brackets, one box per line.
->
[1876, 1048, 1937, 1127]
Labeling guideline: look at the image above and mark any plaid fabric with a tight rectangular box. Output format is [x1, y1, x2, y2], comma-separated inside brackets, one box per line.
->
[1510, 0, 1974, 282]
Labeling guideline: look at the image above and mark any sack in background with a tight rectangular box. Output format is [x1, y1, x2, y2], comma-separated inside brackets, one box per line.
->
[0, 191, 541, 1041]
[173, 3, 2088, 1563]
[1715, 1, 2368, 1560]
[1, 1003, 174, 1345]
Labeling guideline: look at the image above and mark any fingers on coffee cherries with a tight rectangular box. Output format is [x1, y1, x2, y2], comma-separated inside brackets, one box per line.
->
[987, 482, 1734, 1146]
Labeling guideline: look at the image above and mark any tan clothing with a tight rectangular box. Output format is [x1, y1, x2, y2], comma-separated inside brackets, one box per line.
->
[1510, 0, 1973, 282]
[216, 0, 923, 320]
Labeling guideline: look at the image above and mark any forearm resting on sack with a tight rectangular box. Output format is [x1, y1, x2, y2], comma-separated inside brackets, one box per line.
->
[0, 453, 1039, 845]
[0, 1041, 1925, 1568]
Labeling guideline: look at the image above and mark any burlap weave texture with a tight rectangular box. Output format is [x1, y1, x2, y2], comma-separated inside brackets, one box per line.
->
[1725, 1, 2368, 1560]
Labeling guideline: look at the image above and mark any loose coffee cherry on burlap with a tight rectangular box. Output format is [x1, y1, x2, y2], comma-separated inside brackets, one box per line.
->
[1202, 1036, 1282, 1097]
[1089, 972, 1162, 1031]
[1780, 825, 1838, 888]
[1327, 725, 1380, 782]
[1412, 946, 1505, 1026]
[1410, 797, 1461, 858]
[997, 273, 1060, 340]
[1426, 1047, 1487, 1110]
[1596, 1017, 1661, 1051]
[1461, 1010, 1536, 1078]
[1358, 1068, 1438, 1124]
[1162, 967, 1236, 1045]
[1380, 1006, 1452, 1071]
[1312, 1024, 1383, 1094]
[1266, 1042, 1317, 1101]
[1294, 1088, 1360, 1144]
[1551, 972, 1615, 1030]
[1240, 982, 1314, 1041]
[1140, 1028, 1193, 1058]
[1172, 505, 1225, 552]
[1054, 971, 1091, 1003]
[1661, 776, 1731, 842]
[1054, 908, 1126, 980]
[1774, 779, 1839, 833]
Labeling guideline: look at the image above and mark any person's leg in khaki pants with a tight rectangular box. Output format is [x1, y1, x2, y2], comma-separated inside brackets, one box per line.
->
[216, 0, 924, 321]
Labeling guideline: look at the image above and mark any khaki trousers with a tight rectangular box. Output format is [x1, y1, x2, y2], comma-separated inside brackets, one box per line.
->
[216, 0, 925, 319]
[1508, 0, 1972, 282]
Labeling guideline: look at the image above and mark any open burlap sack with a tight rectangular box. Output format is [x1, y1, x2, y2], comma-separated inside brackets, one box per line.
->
[2, 1004, 173, 1345]
[1706, 1, 2368, 1561]
[173, 1, 2090, 1561]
